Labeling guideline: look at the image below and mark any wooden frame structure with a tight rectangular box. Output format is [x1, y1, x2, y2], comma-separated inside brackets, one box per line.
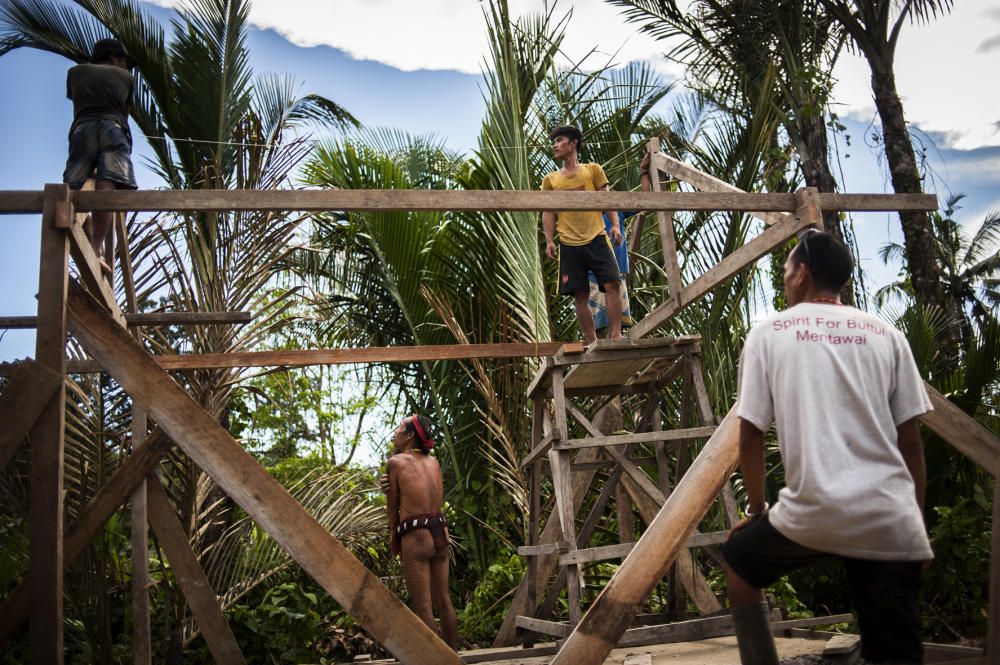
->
[0, 140, 996, 665]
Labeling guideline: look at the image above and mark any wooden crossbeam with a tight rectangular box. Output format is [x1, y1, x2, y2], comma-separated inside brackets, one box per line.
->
[64, 280, 460, 665]
[553, 427, 716, 451]
[0, 342, 572, 376]
[0, 429, 172, 640]
[631, 188, 821, 338]
[0, 360, 62, 474]
[920, 384, 1000, 476]
[0, 311, 252, 329]
[146, 478, 246, 664]
[651, 153, 792, 227]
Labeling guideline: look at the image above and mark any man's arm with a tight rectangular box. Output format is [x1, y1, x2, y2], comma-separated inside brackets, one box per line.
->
[738, 418, 768, 516]
[600, 184, 622, 246]
[542, 211, 558, 260]
[897, 418, 926, 514]
[386, 456, 400, 539]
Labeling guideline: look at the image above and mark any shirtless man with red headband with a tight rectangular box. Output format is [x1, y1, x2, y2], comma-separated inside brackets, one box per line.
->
[386, 415, 458, 649]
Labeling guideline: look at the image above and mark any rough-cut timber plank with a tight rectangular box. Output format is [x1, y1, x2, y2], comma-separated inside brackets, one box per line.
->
[631, 188, 820, 338]
[550, 407, 741, 665]
[920, 384, 1000, 477]
[130, 404, 151, 665]
[652, 153, 791, 227]
[58, 342, 570, 374]
[515, 616, 571, 638]
[517, 542, 569, 557]
[647, 141, 683, 304]
[0, 188, 943, 214]
[0, 429, 172, 640]
[0, 360, 62, 473]
[29, 183, 71, 664]
[115, 212, 138, 313]
[520, 432, 556, 468]
[560, 542, 636, 566]
[68, 214, 126, 326]
[146, 478, 246, 664]
[65, 281, 460, 665]
[65, 189, 941, 213]
[554, 427, 716, 451]
[990, 478, 1000, 658]
[2, 311, 252, 329]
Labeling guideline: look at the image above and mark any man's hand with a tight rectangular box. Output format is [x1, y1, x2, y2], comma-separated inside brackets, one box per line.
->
[727, 515, 758, 539]
[609, 225, 623, 246]
[379, 473, 390, 494]
[546, 240, 558, 260]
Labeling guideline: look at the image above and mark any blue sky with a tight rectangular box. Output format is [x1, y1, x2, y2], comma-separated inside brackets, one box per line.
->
[1, 0, 998, 362]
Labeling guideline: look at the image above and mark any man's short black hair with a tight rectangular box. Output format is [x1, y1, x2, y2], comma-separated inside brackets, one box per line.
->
[550, 125, 583, 151]
[91, 38, 134, 66]
[790, 230, 854, 292]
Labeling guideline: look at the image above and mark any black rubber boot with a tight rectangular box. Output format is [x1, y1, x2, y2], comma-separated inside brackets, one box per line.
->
[731, 600, 780, 665]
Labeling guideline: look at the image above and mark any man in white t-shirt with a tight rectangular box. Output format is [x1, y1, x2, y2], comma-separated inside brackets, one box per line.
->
[722, 230, 933, 665]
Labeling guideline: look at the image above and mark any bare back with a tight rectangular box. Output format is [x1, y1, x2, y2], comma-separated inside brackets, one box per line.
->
[389, 451, 444, 520]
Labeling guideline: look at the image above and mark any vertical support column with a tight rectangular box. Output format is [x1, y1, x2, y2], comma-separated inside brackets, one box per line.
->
[522, 399, 544, 648]
[989, 478, 1000, 660]
[131, 403, 151, 665]
[649, 384, 671, 499]
[548, 368, 582, 625]
[30, 183, 71, 664]
[647, 138, 683, 305]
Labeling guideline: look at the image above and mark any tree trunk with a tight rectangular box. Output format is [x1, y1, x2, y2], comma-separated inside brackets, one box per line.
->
[796, 113, 855, 305]
[869, 63, 945, 310]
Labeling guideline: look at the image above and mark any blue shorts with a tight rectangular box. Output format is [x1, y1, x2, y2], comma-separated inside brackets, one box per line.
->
[63, 119, 137, 190]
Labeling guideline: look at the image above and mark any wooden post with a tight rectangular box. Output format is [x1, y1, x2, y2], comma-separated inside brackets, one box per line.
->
[647, 138, 683, 305]
[989, 478, 1000, 661]
[64, 281, 461, 665]
[522, 399, 544, 648]
[29, 183, 71, 664]
[550, 408, 740, 665]
[131, 404, 151, 665]
[548, 368, 582, 624]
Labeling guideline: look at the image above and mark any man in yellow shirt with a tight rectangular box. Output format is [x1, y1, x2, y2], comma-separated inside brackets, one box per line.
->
[541, 126, 624, 344]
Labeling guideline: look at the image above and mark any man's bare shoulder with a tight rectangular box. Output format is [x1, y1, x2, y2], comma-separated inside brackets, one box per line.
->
[387, 454, 413, 473]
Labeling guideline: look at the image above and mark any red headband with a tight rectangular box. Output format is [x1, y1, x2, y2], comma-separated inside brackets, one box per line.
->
[409, 415, 435, 451]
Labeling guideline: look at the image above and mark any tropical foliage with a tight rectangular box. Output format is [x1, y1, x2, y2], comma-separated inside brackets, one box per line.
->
[0, 0, 995, 660]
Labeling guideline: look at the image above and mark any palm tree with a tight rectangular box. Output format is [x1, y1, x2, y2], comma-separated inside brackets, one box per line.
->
[1, 0, 361, 658]
[877, 194, 1000, 352]
[817, 0, 952, 313]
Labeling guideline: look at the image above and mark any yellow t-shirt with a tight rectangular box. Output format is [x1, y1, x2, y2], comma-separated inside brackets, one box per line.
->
[540, 163, 610, 246]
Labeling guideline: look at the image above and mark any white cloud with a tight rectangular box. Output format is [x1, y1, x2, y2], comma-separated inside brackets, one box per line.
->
[146, 0, 667, 74]
[147, 0, 999, 149]
[831, 0, 1000, 150]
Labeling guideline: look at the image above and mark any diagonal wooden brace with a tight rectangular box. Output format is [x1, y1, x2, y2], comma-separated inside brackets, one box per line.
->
[64, 280, 460, 665]
[0, 360, 62, 474]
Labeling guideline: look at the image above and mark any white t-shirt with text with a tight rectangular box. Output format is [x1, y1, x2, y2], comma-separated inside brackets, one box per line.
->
[737, 302, 933, 561]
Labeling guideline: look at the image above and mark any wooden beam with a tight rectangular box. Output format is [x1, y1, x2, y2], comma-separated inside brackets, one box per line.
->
[553, 427, 716, 451]
[550, 407, 741, 665]
[146, 478, 246, 664]
[920, 384, 1000, 476]
[548, 368, 582, 625]
[631, 188, 820, 338]
[67, 212, 126, 326]
[29, 183, 71, 664]
[517, 542, 570, 557]
[651, 153, 792, 227]
[130, 404, 151, 665]
[520, 432, 556, 468]
[115, 212, 138, 313]
[54, 342, 572, 374]
[64, 281, 461, 665]
[0, 360, 62, 474]
[0, 429, 172, 640]
[989, 477, 1000, 660]
[1, 311, 253, 329]
[647, 140, 683, 305]
[0, 188, 944, 215]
